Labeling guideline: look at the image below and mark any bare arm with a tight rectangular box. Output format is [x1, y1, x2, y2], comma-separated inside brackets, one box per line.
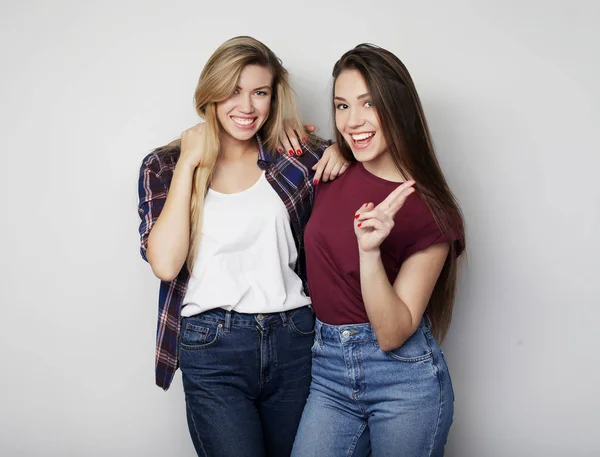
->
[146, 123, 205, 281]
[359, 243, 449, 351]
[146, 161, 195, 281]
[354, 182, 449, 351]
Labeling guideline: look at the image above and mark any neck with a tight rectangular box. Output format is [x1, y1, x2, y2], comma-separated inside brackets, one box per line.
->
[362, 151, 408, 182]
[220, 133, 258, 160]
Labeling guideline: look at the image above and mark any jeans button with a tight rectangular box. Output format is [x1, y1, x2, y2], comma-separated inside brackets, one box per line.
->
[341, 330, 350, 338]
[257, 314, 264, 321]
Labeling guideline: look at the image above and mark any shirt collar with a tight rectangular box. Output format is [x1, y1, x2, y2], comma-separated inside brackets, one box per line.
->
[256, 135, 278, 169]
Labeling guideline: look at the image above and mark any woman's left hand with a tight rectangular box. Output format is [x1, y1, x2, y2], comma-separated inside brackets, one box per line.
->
[354, 181, 416, 253]
[312, 144, 350, 184]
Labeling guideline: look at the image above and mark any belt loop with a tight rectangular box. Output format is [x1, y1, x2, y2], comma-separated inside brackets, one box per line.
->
[424, 312, 432, 329]
[224, 310, 232, 332]
[280, 312, 289, 326]
[315, 319, 322, 345]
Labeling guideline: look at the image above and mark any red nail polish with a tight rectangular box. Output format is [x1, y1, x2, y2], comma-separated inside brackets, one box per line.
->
[301, 136, 307, 143]
[354, 214, 360, 219]
[289, 150, 294, 156]
[277, 147, 283, 153]
[296, 149, 302, 156]
[313, 179, 318, 185]
[357, 223, 362, 228]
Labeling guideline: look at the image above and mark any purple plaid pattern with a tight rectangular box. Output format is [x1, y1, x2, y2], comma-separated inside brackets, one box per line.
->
[137, 136, 329, 390]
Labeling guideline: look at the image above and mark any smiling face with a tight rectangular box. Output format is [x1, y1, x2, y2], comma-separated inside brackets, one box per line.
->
[334, 68, 388, 164]
[216, 64, 274, 143]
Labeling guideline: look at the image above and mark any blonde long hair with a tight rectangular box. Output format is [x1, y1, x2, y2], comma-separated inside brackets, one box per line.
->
[174, 36, 306, 271]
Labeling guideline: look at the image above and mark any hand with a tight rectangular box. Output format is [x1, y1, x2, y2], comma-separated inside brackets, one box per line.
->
[312, 144, 350, 184]
[278, 121, 317, 157]
[180, 123, 205, 168]
[354, 181, 416, 253]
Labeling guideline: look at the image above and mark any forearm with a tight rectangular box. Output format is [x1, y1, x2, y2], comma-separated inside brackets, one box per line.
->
[147, 161, 195, 280]
[359, 250, 417, 351]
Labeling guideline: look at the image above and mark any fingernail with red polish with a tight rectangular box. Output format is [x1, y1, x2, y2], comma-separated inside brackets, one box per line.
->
[296, 149, 302, 156]
[313, 179, 318, 185]
[301, 137, 307, 143]
[289, 150, 294, 156]
[357, 223, 362, 228]
[277, 147, 284, 153]
[354, 214, 360, 219]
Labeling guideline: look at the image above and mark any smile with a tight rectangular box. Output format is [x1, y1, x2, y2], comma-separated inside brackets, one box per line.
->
[350, 131, 375, 149]
[231, 116, 257, 129]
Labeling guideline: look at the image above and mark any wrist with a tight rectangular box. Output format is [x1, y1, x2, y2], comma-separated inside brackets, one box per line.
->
[359, 248, 381, 261]
[175, 159, 197, 174]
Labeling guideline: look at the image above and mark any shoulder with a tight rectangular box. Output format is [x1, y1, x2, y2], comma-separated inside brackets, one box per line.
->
[139, 145, 180, 181]
[299, 135, 332, 164]
[397, 193, 464, 257]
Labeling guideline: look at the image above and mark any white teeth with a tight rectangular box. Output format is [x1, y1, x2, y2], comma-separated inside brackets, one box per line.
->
[232, 117, 255, 126]
[352, 132, 374, 141]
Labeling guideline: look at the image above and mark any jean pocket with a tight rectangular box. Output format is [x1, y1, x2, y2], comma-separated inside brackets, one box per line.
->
[385, 327, 433, 363]
[287, 307, 316, 337]
[180, 319, 222, 350]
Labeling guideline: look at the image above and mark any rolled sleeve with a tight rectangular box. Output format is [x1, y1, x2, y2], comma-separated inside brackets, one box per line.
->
[137, 153, 168, 262]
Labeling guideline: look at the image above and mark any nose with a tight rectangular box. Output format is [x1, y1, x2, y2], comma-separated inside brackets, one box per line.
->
[238, 93, 254, 113]
[347, 107, 365, 129]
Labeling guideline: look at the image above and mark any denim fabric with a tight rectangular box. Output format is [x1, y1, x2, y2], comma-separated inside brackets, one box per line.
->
[291, 317, 454, 457]
[179, 306, 315, 457]
[138, 135, 330, 389]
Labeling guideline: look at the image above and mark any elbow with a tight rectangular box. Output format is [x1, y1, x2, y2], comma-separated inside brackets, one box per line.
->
[375, 328, 414, 352]
[146, 244, 185, 282]
[152, 267, 180, 282]
[151, 263, 181, 282]
[379, 340, 403, 353]
[147, 253, 183, 282]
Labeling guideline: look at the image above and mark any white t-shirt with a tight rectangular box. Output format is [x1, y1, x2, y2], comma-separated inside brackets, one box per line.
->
[181, 171, 311, 316]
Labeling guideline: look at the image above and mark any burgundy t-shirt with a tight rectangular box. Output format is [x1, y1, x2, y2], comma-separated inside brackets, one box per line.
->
[304, 162, 462, 325]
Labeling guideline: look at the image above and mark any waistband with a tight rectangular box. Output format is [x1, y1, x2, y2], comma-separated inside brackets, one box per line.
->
[181, 305, 312, 330]
[315, 315, 431, 344]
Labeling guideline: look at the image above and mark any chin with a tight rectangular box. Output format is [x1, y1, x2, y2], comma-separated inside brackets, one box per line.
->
[223, 127, 259, 142]
[349, 148, 376, 163]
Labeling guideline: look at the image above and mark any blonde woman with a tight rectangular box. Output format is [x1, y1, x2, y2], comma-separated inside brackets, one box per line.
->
[137, 36, 347, 456]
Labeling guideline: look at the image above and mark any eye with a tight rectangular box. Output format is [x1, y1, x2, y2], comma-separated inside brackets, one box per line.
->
[336, 103, 349, 110]
[255, 90, 268, 96]
[364, 101, 373, 108]
[233, 89, 240, 95]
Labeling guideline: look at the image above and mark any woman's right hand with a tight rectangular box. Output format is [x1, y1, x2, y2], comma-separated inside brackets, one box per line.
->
[278, 121, 317, 157]
[180, 123, 206, 168]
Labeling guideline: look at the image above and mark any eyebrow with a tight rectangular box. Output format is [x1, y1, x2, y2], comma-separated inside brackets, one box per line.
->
[237, 85, 272, 91]
[333, 92, 370, 101]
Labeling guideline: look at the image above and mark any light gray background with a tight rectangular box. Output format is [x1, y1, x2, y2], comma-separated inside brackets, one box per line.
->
[1, 1, 598, 456]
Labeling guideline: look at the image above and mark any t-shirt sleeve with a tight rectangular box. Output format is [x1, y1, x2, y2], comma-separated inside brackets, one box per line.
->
[402, 217, 462, 262]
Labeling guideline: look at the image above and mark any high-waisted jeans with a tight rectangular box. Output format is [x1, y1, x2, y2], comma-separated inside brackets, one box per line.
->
[292, 317, 454, 457]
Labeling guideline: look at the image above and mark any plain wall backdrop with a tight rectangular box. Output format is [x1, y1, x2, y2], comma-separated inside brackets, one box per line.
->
[1, 1, 599, 456]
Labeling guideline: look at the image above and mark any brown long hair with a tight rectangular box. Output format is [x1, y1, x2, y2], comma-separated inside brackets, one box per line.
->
[157, 36, 306, 272]
[332, 44, 465, 341]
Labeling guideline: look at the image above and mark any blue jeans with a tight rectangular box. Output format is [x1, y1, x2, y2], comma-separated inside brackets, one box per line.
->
[291, 317, 454, 457]
[179, 306, 315, 457]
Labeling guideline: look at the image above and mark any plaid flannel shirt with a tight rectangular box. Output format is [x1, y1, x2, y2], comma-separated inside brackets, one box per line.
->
[137, 136, 329, 390]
